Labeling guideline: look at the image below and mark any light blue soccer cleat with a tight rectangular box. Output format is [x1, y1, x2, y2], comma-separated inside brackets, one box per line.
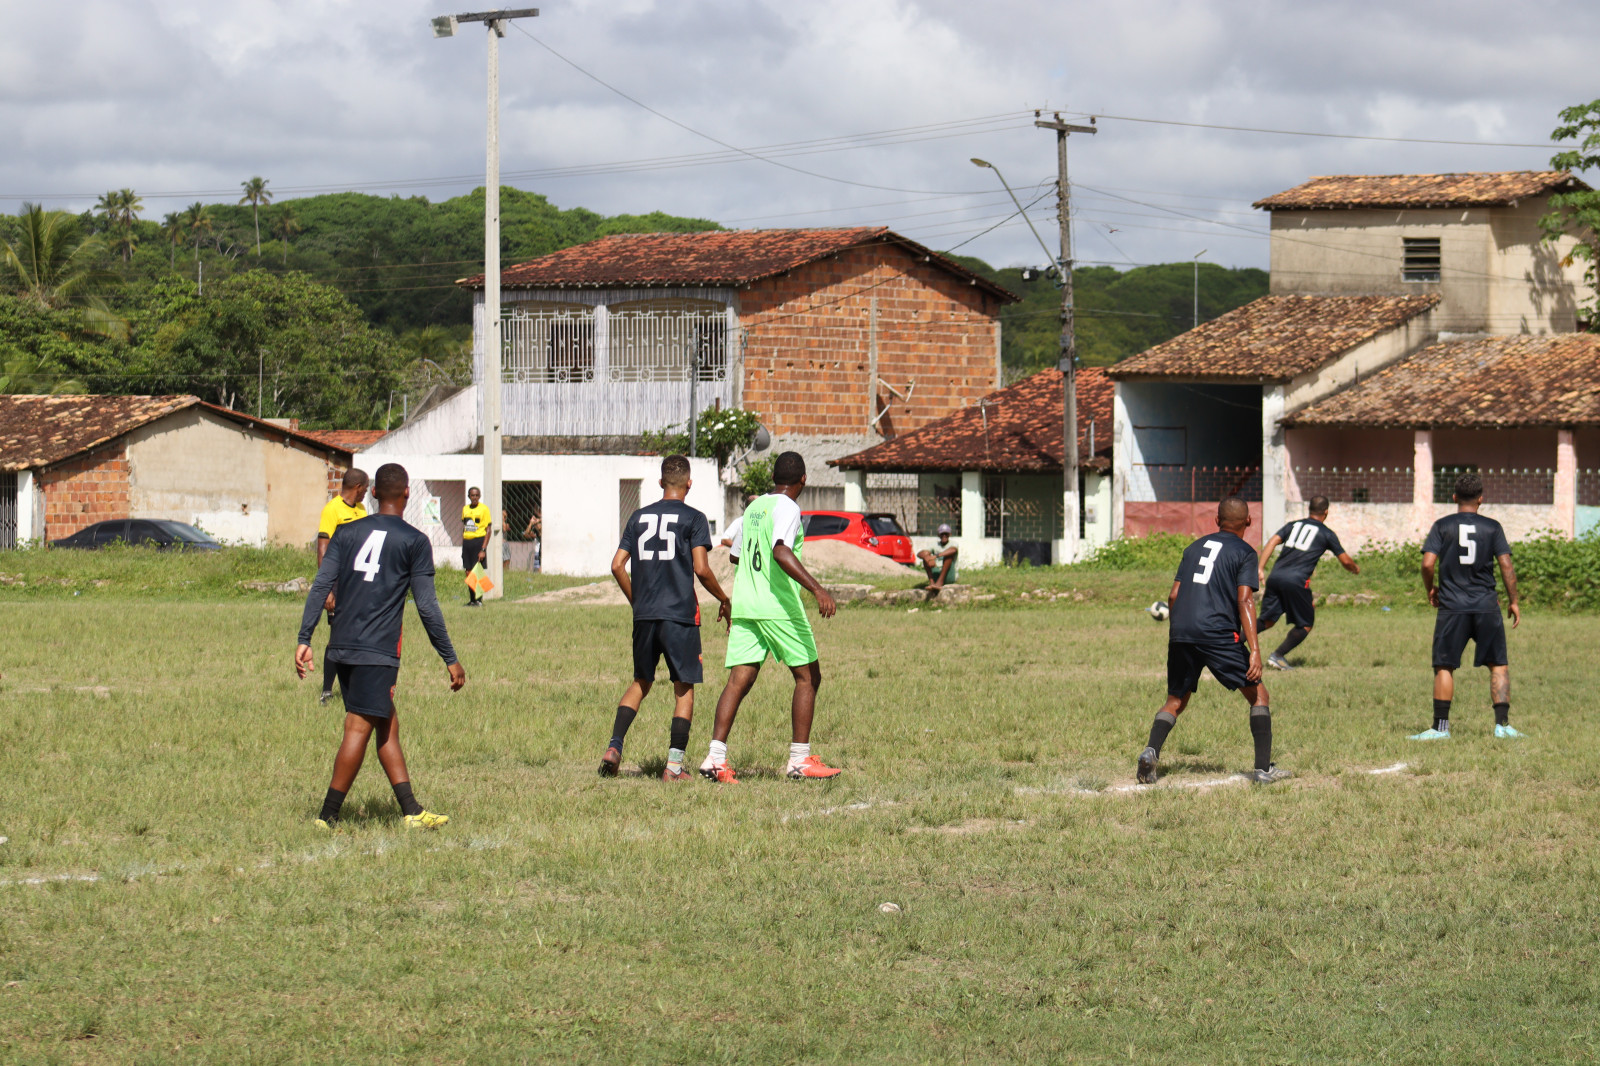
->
[1407, 727, 1451, 741]
[1494, 724, 1526, 739]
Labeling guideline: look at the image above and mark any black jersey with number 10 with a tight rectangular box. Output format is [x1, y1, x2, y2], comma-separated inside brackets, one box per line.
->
[1267, 517, 1345, 587]
[1422, 512, 1511, 613]
[1170, 530, 1259, 644]
[618, 499, 712, 624]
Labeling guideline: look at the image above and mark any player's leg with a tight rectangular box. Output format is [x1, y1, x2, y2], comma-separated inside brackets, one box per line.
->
[604, 622, 659, 776]
[663, 682, 695, 781]
[1413, 614, 1463, 740]
[462, 540, 479, 603]
[702, 663, 760, 781]
[320, 609, 339, 703]
[660, 621, 702, 781]
[1238, 680, 1287, 781]
[784, 660, 840, 778]
[1138, 643, 1201, 783]
[1266, 585, 1313, 671]
[1489, 665, 1520, 737]
[318, 711, 375, 826]
[1478, 611, 1520, 737]
[369, 710, 439, 826]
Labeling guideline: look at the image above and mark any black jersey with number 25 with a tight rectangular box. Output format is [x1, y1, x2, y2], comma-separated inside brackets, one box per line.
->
[298, 513, 457, 667]
[1170, 530, 1259, 644]
[1267, 517, 1345, 587]
[617, 499, 712, 624]
[1422, 512, 1511, 613]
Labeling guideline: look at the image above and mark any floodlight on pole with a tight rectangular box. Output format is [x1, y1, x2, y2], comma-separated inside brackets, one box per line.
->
[433, 7, 539, 600]
[969, 157, 1058, 274]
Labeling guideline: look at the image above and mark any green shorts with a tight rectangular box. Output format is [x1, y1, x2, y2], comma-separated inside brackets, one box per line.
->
[725, 617, 817, 668]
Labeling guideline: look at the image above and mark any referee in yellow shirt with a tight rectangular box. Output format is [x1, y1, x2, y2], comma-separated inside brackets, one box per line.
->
[462, 486, 492, 606]
[316, 468, 369, 702]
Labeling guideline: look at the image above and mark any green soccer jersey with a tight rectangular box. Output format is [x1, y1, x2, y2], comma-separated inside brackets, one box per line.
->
[731, 493, 808, 622]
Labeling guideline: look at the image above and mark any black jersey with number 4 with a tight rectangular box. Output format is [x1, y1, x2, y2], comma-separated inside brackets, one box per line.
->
[617, 499, 712, 624]
[297, 513, 458, 667]
[1267, 517, 1345, 587]
[1422, 512, 1511, 613]
[1170, 530, 1259, 644]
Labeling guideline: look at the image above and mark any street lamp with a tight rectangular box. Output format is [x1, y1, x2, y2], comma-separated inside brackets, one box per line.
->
[433, 7, 538, 600]
[1192, 249, 1207, 330]
[970, 158, 1058, 276]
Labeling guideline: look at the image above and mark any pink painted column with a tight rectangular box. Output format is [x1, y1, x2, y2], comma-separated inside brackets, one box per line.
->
[1554, 428, 1577, 538]
[1412, 430, 1434, 539]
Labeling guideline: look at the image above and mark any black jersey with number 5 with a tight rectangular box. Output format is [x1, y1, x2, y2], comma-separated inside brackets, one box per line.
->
[1267, 517, 1345, 588]
[1422, 512, 1511, 613]
[1170, 530, 1259, 644]
[618, 499, 712, 624]
[297, 513, 458, 667]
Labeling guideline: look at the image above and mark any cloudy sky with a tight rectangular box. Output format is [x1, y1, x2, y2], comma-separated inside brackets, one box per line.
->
[2, 0, 1594, 271]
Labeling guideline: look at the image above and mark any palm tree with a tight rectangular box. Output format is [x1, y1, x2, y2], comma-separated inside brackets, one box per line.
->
[183, 202, 213, 262]
[239, 176, 271, 255]
[94, 188, 143, 263]
[160, 211, 184, 270]
[270, 204, 302, 266]
[0, 345, 85, 394]
[0, 204, 114, 310]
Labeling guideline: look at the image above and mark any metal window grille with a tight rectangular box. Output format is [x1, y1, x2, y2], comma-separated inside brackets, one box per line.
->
[1579, 470, 1600, 507]
[917, 491, 961, 537]
[980, 476, 1064, 541]
[505, 480, 542, 572]
[0, 472, 15, 550]
[1132, 465, 1263, 502]
[1433, 464, 1477, 504]
[1292, 467, 1414, 505]
[1402, 237, 1441, 282]
[619, 479, 641, 537]
[1439, 468, 1553, 506]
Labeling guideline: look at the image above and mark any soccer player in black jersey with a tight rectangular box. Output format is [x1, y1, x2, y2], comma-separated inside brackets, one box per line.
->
[295, 463, 466, 829]
[1136, 497, 1290, 785]
[1257, 495, 1361, 670]
[1412, 471, 1522, 741]
[601, 455, 731, 782]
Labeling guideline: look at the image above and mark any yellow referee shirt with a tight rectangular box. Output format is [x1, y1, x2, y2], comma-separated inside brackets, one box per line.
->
[462, 502, 491, 541]
[318, 496, 367, 538]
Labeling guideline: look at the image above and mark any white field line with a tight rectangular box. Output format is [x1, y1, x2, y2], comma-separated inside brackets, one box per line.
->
[1015, 761, 1411, 798]
[781, 800, 897, 824]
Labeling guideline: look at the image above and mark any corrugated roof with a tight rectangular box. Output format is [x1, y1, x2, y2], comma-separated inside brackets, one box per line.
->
[831, 367, 1112, 474]
[0, 395, 354, 471]
[1284, 334, 1600, 429]
[457, 228, 1018, 302]
[1108, 294, 1439, 382]
[1253, 171, 1585, 211]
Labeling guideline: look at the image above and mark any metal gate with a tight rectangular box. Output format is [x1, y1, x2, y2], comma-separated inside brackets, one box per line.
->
[0, 472, 16, 549]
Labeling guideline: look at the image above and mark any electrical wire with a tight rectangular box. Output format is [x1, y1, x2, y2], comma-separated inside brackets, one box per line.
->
[1056, 109, 1564, 150]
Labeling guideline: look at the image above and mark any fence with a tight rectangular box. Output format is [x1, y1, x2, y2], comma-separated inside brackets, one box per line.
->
[1292, 467, 1413, 505]
[383, 477, 544, 573]
[1437, 468, 1554, 506]
[1130, 465, 1262, 503]
[1577, 470, 1600, 508]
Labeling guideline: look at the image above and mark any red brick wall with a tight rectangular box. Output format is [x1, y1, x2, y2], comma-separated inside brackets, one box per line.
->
[739, 244, 1001, 437]
[40, 446, 131, 539]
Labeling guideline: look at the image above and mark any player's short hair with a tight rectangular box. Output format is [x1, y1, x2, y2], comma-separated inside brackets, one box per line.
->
[772, 451, 806, 486]
[661, 454, 691, 486]
[341, 467, 369, 490]
[1308, 494, 1330, 515]
[1454, 471, 1484, 501]
[1217, 496, 1250, 527]
[373, 463, 409, 501]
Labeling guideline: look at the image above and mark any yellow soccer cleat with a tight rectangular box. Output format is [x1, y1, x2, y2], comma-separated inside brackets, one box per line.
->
[403, 810, 450, 830]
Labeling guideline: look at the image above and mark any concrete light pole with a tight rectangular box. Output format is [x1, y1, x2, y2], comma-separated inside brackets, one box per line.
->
[433, 7, 538, 599]
[1192, 249, 1207, 330]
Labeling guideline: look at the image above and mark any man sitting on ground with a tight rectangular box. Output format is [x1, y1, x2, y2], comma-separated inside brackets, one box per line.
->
[916, 524, 959, 589]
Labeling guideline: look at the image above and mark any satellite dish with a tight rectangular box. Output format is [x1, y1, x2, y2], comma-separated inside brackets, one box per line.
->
[753, 425, 772, 452]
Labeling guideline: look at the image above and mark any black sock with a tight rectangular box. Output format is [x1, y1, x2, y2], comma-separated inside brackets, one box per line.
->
[669, 716, 691, 755]
[322, 657, 338, 694]
[1493, 702, 1510, 726]
[1274, 626, 1310, 660]
[391, 780, 423, 817]
[1433, 698, 1451, 732]
[610, 705, 638, 751]
[1146, 710, 1177, 755]
[319, 787, 346, 823]
[1249, 707, 1272, 771]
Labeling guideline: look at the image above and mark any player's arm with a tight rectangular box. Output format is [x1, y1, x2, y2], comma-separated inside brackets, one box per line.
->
[1497, 553, 1520, 628]
[610, 549, 634, 603]
[1237, 583, 1262, 682]
[691, 545, 732, 630]
[1167, 579, 1180, 610]
[410, 567, 466, 690]
[934, 548, 955, 588]
[1337, 551, 1360, 575]
[1421, 552, 1440, 608]
[1258, 534, 1282, 584]
[316, 535, 337, 611]
[296, 534, 344, 678]
[773, 543, 836, 618]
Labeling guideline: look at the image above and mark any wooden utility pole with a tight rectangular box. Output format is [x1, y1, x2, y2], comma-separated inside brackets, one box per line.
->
[1034, 113, 1096, 561]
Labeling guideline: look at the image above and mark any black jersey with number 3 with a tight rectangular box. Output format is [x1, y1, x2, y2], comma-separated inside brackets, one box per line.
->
[297, 513, 457, 667]
[1267, 517, 1345, 587]
[1422, 512, 1511, 613]
[1170, 530, 1259, 644]
[617, 499, 712, 624]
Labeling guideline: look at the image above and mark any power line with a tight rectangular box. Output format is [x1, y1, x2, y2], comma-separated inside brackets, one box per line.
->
[1058, 109, 1564, 150]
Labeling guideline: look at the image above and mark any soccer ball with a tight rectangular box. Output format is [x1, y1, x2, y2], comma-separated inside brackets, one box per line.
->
[1147, 600, 1170, 622]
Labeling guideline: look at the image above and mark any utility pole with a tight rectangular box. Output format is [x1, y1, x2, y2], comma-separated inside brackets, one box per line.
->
[1192, 249, 1207, 329]
[434, 7, 538, 599]
[1034, 112, 1096, 562]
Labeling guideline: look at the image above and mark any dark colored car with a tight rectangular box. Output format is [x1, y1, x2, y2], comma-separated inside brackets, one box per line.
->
[799, 511, 914, 564]
[51, 519, 224, 551]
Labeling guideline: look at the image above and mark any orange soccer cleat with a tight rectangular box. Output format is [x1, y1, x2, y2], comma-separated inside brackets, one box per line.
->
[698, 762, 739, 784]
[785, 754, 843, 779]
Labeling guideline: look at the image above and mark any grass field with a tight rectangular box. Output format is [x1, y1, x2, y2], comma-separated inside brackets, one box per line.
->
[3, 553, 1599, 1063]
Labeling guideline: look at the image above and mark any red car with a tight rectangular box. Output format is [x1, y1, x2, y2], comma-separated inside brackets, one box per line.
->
[800, 511, 914, 565]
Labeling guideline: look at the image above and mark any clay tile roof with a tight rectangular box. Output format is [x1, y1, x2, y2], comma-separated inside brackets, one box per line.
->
[458, 227, 1017, 302]
[297, 429, 388, 451]
[1283, 334, 1600, 429]
[831, 367, 1112, 474]
[1253, 171, 1585, 211]
[1108, 294, 1439, 383]
[0, 394, 356, 472]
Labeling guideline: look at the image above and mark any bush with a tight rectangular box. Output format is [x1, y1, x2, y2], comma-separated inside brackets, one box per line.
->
[1073, 533, 1190, 572]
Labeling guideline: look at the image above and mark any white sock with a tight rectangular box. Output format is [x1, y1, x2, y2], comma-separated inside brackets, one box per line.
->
[703, 739, 728, 769]
[667, 748, 685, 769]
[788, 742, 810, 766]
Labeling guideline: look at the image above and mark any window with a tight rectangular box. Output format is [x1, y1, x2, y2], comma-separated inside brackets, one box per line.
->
[802, 514, 850, 537]
[864, 514, 904, 537]
[1403, 237, 1441, 282]
[1434, 465, 1477, 504]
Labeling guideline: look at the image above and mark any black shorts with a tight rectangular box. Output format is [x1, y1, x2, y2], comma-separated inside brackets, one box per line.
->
[334, 662, 400, 719]
[633, 619, 704, 684]
[1261, 578, 1314, 629]
[462, 538, 486, 572]
[1432, 611, 1508, 670]
[1168, 640, 1252, 695]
